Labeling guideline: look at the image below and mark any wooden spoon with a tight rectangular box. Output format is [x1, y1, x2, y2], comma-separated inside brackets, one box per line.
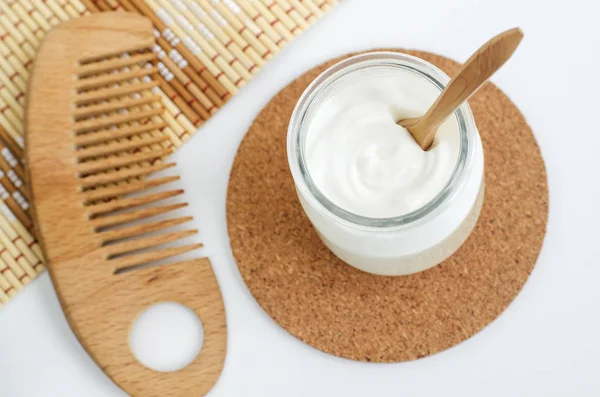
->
[398, 27, 524, 150]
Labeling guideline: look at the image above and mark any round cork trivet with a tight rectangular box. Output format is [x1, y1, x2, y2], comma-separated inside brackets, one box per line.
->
[227, 50, 548, 362]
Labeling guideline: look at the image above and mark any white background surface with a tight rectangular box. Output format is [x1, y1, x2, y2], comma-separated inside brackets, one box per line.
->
[2, 0, 600, 395]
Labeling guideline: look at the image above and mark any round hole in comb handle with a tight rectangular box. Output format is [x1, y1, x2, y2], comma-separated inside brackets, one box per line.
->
[130, 302, 204, 372]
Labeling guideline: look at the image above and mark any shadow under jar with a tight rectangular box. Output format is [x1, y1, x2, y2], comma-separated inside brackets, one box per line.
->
[287, 52, 485, 276]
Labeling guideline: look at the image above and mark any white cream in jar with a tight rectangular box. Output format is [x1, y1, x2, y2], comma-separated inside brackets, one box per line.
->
[305, 74, 460, 219]
[288, 52, 485, 276]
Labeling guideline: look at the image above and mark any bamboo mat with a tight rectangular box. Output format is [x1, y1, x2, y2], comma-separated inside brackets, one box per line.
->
[0, 0, 338, 307]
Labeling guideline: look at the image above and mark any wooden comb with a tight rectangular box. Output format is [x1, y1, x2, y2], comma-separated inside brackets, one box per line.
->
[25, 13, 226, 397]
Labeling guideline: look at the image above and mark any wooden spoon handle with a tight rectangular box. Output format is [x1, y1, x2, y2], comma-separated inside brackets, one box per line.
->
[407, 27, 524, 149]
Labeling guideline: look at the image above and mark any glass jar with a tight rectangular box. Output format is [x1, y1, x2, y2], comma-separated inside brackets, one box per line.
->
[287, 52, 485, 276]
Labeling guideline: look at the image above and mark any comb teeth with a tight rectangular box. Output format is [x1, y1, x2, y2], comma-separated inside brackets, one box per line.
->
[74, 108, 165, 134]
[77, 135, 169, 160]
[99, 217, 194, 245]
[109, 244, 203, 274]
[87, 189, 184, 217]
[76, 122, 167, 147]
[77, 52, 157, 78]
[74, 95, 162, 119]
[76, 67, 159, 91]
[75, 81, 160, 106]
[73, 47, 168, 179]
[77, 149, 172, 176]
[92, 203, 189, 231]
[83, 175, 180, 204]
[68, 45, 202, 276]
[80, 162, 176, 189]
[105, 230, 198, 259]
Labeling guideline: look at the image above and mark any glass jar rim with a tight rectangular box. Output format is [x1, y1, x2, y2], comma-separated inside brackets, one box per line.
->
[287, 51, 478, 231]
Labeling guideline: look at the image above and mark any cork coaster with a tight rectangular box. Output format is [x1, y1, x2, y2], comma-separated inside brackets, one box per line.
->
[227, 50, 548, 362]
